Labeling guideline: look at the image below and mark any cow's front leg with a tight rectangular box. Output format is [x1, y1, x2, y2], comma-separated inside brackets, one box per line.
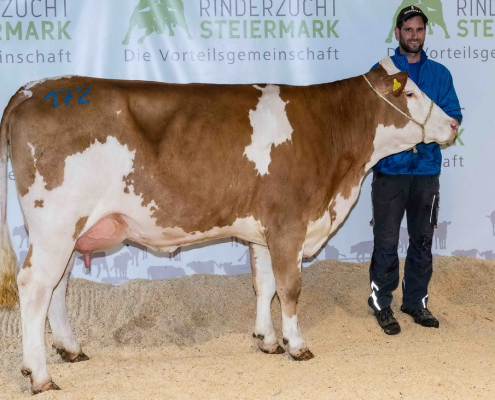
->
[250, 243, 284, 355]
[268, 232, 314, 361]
[18, 243, 73, 394]
[48, 253, 89, 363]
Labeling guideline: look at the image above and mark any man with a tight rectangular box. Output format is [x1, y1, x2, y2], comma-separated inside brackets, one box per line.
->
[369, 6, 462, 335]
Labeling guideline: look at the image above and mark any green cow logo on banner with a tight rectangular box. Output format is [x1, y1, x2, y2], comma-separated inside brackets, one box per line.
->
[386, 0, 450, 43]
[123, 0, 192, 44]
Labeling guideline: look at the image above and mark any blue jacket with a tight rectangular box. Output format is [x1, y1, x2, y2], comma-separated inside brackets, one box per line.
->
[372, 48, 463, 176]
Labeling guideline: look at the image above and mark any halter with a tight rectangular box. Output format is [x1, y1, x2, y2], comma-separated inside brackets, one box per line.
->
[362, 74, 434, 153]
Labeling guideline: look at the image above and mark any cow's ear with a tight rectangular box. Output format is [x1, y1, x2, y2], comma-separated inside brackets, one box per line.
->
[376, 71, 408, 97]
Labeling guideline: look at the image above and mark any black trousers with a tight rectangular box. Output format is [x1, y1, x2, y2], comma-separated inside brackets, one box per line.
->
[368, 172, 440, 312]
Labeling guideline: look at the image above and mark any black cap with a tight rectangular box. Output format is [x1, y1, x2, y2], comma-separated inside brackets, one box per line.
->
[396, 5, 428, 27]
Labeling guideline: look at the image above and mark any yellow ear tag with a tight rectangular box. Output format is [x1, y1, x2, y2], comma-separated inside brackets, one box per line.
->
[393, 78, 402, 92]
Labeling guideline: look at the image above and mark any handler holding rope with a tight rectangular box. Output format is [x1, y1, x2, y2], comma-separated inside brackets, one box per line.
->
[368, 6, 462, 335]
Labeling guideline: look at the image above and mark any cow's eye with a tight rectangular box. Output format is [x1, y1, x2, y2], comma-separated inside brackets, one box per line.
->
[406, 92, 414, 97]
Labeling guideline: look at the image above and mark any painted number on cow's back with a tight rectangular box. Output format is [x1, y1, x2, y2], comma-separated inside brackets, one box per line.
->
[44, 87, 91, 108]
[76, 87, 90, 104]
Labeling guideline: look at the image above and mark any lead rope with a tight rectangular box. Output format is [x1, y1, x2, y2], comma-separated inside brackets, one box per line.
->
[362, 74, 434, 153]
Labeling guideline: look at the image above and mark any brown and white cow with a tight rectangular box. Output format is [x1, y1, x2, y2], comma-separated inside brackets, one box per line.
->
[0, 57, 458, 394]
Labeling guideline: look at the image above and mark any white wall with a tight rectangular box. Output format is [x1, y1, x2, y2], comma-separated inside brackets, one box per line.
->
[1, 0, 489, 283]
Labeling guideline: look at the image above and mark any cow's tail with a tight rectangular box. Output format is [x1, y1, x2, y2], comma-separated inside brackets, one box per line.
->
[0, 92, 25, 308]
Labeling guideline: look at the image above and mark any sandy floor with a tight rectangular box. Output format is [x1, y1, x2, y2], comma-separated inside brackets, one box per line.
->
[1, 257, 495, 399]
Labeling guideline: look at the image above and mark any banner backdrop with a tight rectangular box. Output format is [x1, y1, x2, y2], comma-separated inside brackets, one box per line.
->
[0, 0, 491, 284]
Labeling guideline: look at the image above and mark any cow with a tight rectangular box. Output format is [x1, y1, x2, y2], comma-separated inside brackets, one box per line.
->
[123, 240, 148, 266]
[451, 249, 480, 258]
[186, 260, 218, 275]
[0, 56, 458, 393]
[434, 220, 451, 249]
[12, 225, 28, 248]
[479, 250, 495, 260]
[111, 253, 132, 277]
[350, 241, 374, 262]
[218, 261, 251, 275]
[324, 245, 346, 260]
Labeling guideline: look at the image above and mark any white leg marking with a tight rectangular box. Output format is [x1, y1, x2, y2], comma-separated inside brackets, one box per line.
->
[282, 314, 306, 352]
[18, 242, 73, 390]
[48, 254, 82, 357]
[251, 244, 278, 350]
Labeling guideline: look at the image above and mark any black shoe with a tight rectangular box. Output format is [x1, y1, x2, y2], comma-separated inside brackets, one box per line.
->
[374, 307, 401, 335]
[401, 306, 439, 328]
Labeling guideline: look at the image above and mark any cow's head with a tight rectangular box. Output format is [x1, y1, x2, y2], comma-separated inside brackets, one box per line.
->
[364, 57, 458, 167]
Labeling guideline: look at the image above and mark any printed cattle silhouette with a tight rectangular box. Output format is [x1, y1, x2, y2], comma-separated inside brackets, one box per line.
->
[451, 249, 480, 258]
[77, 252, 109, 278]
[399, 226, 409, 253]
[122, 0, 192, 44]
[434, 221, 451, 250]
[350, 241, 373, 262]
[187, 260, 218, 274]
[479, 250, 495, 260]
[487, 211, 495, 236]
[219, 249, 251, 275]
[12, 225, 28, 248]
[147, 265, 186, 279]
[124, 240, 148, 266]
[168, 247, 181, 261]
[218, 261, 251, 275]
[386, 0, 450, 43]
[324, 245, 346, 260]
[111, 252, 132, 277]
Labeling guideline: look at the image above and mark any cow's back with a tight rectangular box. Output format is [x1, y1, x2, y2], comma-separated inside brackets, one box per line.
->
[7, 75, 376, 238]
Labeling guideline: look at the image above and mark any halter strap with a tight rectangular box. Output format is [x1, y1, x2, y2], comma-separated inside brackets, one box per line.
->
[362, 74, 434, 153]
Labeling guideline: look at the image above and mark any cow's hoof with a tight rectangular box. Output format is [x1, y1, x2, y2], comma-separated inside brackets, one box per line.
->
[56, 348, 90, 363]
[290, 348, 315, 361]
[259, 342, 285, 355]
[254, 333, 285, 354]
[32, 381, 61, 395]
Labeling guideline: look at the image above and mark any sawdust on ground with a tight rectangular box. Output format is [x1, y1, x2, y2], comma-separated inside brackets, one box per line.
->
[1, 257, 495, 399]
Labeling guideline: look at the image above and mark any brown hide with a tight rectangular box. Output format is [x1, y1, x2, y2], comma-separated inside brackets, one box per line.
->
[7, 66, 409, 237]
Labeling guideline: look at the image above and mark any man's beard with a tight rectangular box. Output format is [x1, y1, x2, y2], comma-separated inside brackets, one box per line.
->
[399, 36, 424, 53]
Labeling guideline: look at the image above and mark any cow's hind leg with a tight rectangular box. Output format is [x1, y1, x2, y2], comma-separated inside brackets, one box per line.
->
[17, 242, 73, 394]
[250, 244, 284, 355]
[268, 231, 314, 361]
[48, 253, 89, 363]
